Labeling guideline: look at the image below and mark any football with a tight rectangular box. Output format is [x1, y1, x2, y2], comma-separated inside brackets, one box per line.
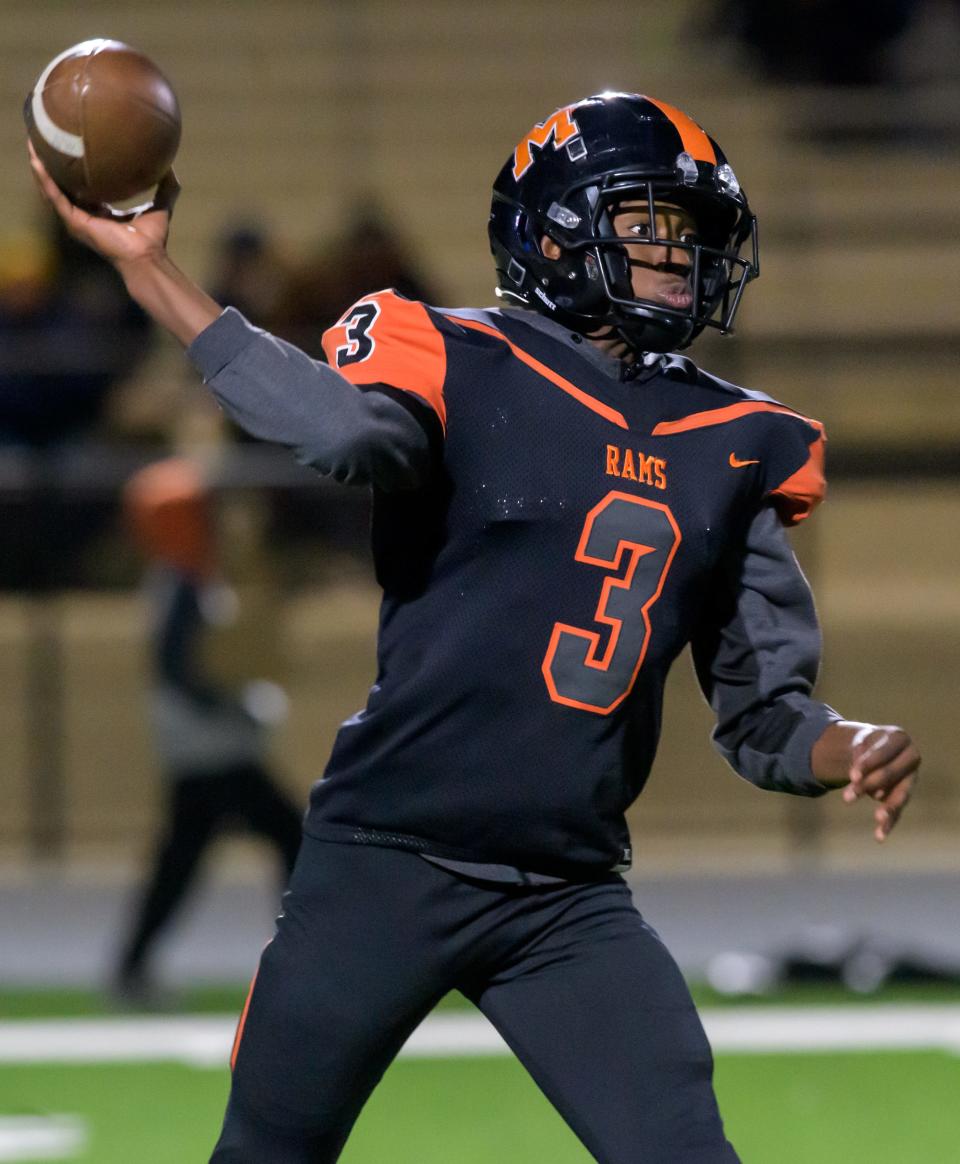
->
[24, 38, 181, 208]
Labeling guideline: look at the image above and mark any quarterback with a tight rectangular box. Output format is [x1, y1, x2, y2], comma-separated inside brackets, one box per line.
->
[31, 92, 920, 1162]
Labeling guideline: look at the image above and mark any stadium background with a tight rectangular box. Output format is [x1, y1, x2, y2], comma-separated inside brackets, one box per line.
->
[0, 2, 958, 1161]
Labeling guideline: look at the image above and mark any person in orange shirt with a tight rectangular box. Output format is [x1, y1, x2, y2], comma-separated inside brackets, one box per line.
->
[114, 458, 301, 1004]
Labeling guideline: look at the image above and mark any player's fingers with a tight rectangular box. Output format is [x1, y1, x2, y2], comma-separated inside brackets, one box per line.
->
[855, 742, 921, 801]
[871, 768, 918, 841]
[874, 801, 891, 841]
[874, 791, 909, 840]
[843, 727, 918, 805]
[153, 168, 181, 215]
[27, 141, 91, 229]
[27, 141, 58, 203]
[850, 726, 903, 776]
[844, 727, 886, 800]
[27, 139, 63, 201]
[848, 727, 913, 786]
[874, 803, 895, 842]
[881, 771, 918, 815]
[26, 137, 44, 174]
[115, 169, 179, 229]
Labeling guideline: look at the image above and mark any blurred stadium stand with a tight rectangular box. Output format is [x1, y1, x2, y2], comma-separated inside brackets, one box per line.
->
[0, 0, 957, 879]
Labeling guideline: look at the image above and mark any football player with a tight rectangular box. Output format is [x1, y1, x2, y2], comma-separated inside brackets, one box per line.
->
[30, 92, 920, 1162]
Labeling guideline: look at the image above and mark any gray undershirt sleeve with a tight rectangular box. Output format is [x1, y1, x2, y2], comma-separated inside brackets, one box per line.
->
[186, 308, 433, 490]
[691, 504, 842, 796]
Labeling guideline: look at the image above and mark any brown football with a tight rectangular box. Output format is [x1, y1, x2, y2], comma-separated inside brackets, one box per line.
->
[24, 38, 181, 207]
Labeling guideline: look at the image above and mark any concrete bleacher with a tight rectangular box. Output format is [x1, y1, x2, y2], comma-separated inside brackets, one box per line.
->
[0, 1, 957, 863]
[3, 1, 956, 442]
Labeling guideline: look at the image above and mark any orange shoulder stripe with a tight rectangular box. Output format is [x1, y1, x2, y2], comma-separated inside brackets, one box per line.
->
[650, 399, 826, 524]
[771, 432, 827, 526]
[645, 97, 716, 165]
[445, 316, 629, 430]
[652, 400, 824, 436]
[322, 291, 447, 430]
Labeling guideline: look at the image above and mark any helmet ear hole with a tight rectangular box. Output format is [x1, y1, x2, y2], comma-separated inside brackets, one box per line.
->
[541, 233, 565, 261]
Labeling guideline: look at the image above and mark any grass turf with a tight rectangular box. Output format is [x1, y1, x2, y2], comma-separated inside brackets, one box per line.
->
[5, 979, 960, 1017]
[1, 1051, 958, 1163]
[3, 986, 960, 1161]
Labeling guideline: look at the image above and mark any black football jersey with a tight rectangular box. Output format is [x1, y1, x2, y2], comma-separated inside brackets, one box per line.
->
[295, 291, 826, 876]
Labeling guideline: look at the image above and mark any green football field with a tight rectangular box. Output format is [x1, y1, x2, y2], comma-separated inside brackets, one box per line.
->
[2, 987, 959, 1163]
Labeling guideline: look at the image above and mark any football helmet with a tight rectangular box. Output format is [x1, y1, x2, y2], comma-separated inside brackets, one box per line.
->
[488, 92, 759, 354]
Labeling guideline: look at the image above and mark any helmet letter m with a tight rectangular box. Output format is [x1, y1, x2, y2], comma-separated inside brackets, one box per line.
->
[512, 108, 581, 180]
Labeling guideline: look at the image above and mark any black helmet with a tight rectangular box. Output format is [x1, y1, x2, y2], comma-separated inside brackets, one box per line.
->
[488, 92, 759, 353]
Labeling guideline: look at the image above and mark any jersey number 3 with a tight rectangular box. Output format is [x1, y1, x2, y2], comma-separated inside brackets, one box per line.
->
[542, 492, 681, 715]
[335, 301, 381, 367]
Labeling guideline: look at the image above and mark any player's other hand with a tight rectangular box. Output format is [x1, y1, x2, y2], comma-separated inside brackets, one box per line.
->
[27, 139, 179, 269]
[843, 724, 920, 842]
[813, 720, 920, 842]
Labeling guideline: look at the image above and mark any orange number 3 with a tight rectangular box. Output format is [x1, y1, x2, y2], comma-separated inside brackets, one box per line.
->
[542, 492, 682, 715]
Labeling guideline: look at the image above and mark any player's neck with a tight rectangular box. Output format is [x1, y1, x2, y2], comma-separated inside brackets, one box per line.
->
[582, 327, 666, 381]
[585, 328, 634, 362]
[584, 327, 663, 368]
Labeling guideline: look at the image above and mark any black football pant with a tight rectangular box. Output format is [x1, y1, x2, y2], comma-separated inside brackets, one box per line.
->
[117, 762, 302, 985]
[210, 836, 739, 1163]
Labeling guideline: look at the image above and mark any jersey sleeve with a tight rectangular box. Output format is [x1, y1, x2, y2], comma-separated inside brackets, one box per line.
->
[321, 290, 448, 431]
[691, 504, 842, 795]
[651, 393, 826, 526]
[763, 414, 826, 526]
[187, 307, 434, 491]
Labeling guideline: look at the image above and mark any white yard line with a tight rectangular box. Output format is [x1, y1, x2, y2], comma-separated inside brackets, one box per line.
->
[0, 1116, 86, 1161]
[1, 1006, 960, 1069]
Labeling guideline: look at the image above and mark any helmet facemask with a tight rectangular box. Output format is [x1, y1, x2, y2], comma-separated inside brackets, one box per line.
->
[591, 177, 757, 351]
[501, 173, 758, 354]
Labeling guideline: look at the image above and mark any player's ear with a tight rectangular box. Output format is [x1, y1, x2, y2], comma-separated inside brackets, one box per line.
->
[540, 234, 564, 261]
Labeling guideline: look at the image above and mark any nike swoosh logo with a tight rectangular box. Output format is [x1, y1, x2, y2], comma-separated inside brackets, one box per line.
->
[729, 453, 760, 468]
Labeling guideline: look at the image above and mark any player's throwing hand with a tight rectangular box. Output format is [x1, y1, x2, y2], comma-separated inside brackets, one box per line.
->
[28, 139, 179, 269]
[28, 139, 217, 348]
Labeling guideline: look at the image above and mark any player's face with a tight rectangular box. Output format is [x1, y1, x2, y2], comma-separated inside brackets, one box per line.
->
[608, 201, 698, 310]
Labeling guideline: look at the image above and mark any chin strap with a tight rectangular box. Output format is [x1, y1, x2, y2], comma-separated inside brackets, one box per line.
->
[620, 351, 664, 382]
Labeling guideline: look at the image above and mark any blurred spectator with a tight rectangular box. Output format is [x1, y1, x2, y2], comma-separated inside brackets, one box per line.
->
[279, 199, 443, 355]
[198, 203, 434, 560]
[208, 221, 291, 331]
[0, 207, 155, 590]
[112, 457, 302, 1005]
[715, 0, 920, 85]
[0, 207, 152, 447]
[203, 221, 293, 452]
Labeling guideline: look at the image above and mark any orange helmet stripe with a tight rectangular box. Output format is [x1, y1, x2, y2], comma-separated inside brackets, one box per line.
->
[644, 97, 716, 164]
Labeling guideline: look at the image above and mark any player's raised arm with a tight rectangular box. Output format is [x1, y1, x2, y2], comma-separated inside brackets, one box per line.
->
[28, 147, 435, 491]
